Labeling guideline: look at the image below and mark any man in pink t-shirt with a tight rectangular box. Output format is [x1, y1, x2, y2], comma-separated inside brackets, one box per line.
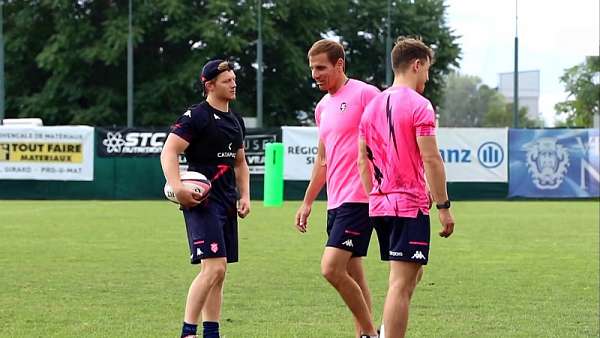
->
[295, 39, 380, 338]
[358, 37, 455, 338]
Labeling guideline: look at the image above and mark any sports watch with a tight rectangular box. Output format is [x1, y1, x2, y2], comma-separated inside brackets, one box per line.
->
[435, 200, 451, 210]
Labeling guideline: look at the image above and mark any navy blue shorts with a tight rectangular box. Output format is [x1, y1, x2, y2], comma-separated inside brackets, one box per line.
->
[182, 200, 238, 264]
[326, 203, 373, 257]
[372, 211, 431, 265]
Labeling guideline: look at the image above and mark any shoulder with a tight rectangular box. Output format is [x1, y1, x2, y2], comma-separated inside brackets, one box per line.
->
[231, 110, 245, 126]
[182, 102, 211, 122]
[316, 94, 329, 109]
[351, 79, 380, 92]
[315, 94, 329, 117]
[412, 94, 434, 113]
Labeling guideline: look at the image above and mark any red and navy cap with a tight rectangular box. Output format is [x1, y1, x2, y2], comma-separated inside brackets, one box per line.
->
[200, 59, 234, 83]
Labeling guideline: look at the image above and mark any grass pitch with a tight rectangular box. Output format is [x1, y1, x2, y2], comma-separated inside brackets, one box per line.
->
[0, 200, 598, 337]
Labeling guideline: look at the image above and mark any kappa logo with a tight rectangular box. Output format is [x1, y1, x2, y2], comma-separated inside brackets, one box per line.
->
[411, 251, 427, 260]
[342, 239, 354, 247]
[184, 110, 192, 117]
[526, 137, 570, 189]
[228, 142, 232, 150]
[340, 102, 347, 112]
[210, 242, 219, 253]
[196, 248, 203, 256]
[214, 114, 221, 120]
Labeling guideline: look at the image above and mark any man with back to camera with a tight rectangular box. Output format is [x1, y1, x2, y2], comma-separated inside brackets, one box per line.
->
[295, 39, 381, 338]
[358, 37, 455, 338]
[160, 59, 250, 338]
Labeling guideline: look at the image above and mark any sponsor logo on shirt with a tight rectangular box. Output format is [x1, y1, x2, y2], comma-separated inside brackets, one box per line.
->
[217, 152, 237, 158]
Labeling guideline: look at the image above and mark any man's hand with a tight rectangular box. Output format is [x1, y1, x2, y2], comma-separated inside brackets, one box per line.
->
[295, 203, 312, 233]
[175, 185, 203, 209]
[438, 209, 455, 238]
[237, 197, 251, 218]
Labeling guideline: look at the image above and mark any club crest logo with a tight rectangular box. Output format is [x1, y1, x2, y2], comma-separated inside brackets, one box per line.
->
[210, 242, 219, 253]
[340, 102, 347, 112]
[525, 137, 570, 189]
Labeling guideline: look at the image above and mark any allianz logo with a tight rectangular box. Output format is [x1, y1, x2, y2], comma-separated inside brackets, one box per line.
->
[439, 141, 504, 169]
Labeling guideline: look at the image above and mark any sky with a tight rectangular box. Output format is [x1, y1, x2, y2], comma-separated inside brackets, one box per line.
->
[444, 0, 599, 126]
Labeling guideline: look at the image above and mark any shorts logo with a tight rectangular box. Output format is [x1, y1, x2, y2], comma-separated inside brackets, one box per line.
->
[196, 248, 203, 256]
[389, 251, 403, 257]
[342, 239, 354, 247]
[210, 242, 219, 253]
[411, 251, 427, 260]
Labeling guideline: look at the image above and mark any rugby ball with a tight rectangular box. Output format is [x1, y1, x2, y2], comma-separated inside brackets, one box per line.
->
[164, 171, 211, 204]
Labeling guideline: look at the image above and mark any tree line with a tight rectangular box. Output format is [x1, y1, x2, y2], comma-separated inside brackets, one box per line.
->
[3, 0, 459, 127]
[6, 1, 593, 128]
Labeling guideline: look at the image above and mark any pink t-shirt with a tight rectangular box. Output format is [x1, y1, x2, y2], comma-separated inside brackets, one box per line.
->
[315, 79, 380, 210]
[359, 86, 436, 218]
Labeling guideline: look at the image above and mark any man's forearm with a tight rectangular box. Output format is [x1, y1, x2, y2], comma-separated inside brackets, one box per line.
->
[303, 162, 326, 205]
[160, 150, 182, 189]
[423, 158, 449, 204]
[235, 162, 250, 200]
[358, 153, 372, 195]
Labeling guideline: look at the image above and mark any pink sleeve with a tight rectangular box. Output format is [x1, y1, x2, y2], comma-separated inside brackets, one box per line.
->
[315, 103, 322, 127]
[361, 84, 381, 109]
[359, 108, 370, 140]
[414, 100, 436, 136]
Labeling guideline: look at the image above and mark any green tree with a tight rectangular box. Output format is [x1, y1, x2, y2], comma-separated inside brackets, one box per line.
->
[438, 72, 486, 127]
[438, 72, 542, 128]
[332, 0, 460, 108]
[483, 102, 541, 128]
[3, 0, 460, 127]
[555, 56, 600, 127]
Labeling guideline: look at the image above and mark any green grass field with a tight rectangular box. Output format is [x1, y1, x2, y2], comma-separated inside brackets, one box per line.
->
[0, 200, 598, 337]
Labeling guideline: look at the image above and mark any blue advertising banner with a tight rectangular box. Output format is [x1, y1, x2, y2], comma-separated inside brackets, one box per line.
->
[509, 129, 599, 198]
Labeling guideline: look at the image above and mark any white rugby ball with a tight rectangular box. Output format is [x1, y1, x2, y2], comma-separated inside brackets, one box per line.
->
[164, 171, 212, 204]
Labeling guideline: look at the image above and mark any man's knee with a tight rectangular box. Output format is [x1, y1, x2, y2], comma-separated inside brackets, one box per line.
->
[201, 261, 227, 285]
[321, 262, 345, 285]
[388, 277, 417, 299]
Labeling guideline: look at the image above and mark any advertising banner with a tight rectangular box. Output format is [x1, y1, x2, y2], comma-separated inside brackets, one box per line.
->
[509, 129, 599, 198]
[282, 127, 508, 182]
[282, 127, 318, 180]
[97, 128, 167, 157]
[437, 128, 508, 182]
[244, 131, 278, 174]
[98, 127, 278, 174]
[0, 126, 94, 181]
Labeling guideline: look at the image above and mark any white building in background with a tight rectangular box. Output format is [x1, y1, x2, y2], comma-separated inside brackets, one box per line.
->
[498, 70, 541, 121]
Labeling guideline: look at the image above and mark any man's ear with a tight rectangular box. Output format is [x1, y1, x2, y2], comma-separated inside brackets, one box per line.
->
[204, 81, 214, 93]
[412, 59, 421, 73]
[336, 58, 345, 72]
